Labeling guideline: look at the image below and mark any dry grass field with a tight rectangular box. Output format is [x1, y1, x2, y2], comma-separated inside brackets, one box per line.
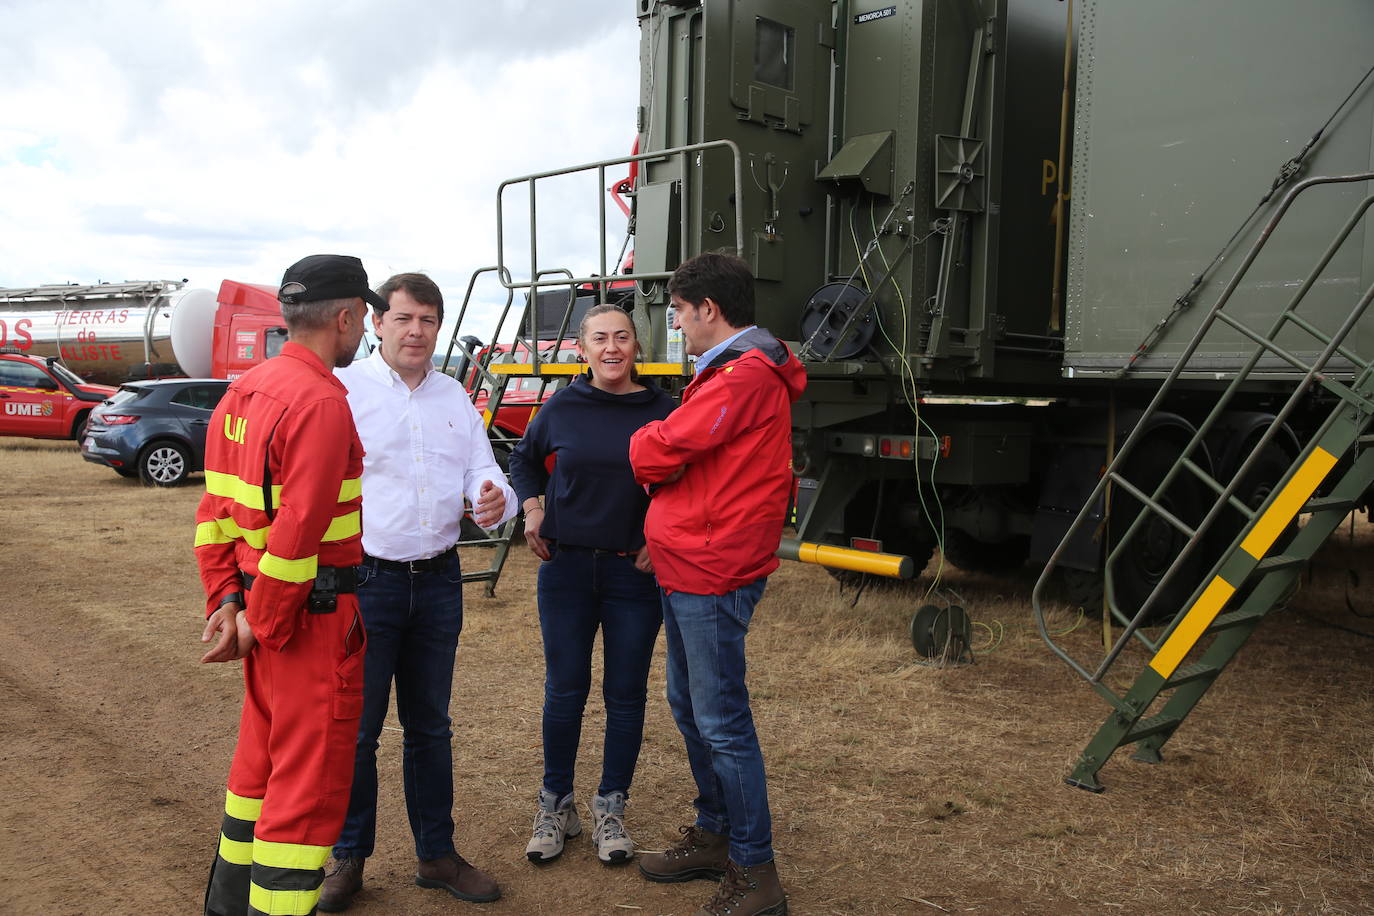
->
[1, 439, 1371, 915]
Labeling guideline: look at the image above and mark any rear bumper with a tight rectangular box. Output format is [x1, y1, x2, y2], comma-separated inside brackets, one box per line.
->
[80, 430, 137, 469]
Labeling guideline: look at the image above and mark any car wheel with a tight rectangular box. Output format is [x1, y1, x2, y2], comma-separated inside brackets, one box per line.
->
[70, 409, 91, 440]
[140, 440, 190, 487]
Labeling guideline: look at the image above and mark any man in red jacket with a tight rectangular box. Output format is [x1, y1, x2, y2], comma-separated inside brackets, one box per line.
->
[196, 254, 378, 916]
[630, 251, 804, 916]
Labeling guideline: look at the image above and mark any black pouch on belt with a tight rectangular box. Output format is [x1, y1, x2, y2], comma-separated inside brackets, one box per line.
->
[307, 566, 359, 614]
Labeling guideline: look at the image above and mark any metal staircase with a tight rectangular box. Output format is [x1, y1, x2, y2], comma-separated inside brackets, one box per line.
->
[1031, 171, 1374, 791]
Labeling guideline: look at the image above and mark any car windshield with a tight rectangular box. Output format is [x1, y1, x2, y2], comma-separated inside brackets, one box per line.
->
[48, 362, 87, 387]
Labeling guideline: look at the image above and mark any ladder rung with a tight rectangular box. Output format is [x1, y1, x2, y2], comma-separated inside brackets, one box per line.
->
[1303, 496, 1358, 514]
[1207, 608, 1267, 632]
[1123, 714, 1181, 744]
[1105, 472, 1198, 539]
[1163, 663, 1218, 689]
[1255, 554, 1306, 573]
[461, 571, 498, 583]
[1180, 457, 1223, 493]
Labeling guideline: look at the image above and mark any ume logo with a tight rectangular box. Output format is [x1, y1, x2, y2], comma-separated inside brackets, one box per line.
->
[5, 402, 44, 416]
[224, 414, 248, 444]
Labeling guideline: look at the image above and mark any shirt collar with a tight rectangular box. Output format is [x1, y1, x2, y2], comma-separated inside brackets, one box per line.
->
[695, 325, 755, 374]
[364, 345, 434, 390]
[281, 341, 339, 384]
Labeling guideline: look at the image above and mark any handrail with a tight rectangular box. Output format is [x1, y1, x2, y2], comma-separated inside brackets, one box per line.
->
[440, 265, 514, 391]
[1032, 171, 1374, 689]
[495, 139, 745, 373]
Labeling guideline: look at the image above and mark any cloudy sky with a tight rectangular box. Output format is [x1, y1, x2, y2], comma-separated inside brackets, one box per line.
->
[0, 0, 641, 344]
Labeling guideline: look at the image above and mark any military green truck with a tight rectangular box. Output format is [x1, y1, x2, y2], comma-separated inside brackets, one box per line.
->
[480, 0, 1373, 623]
[460, 0, 1373, 788]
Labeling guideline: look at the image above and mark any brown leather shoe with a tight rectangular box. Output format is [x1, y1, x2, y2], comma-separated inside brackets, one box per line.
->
[317, 857, 364, 913]
[696, 859, 787, 916]
[638, 824, 728, 883]
[415, 851, 501, 903]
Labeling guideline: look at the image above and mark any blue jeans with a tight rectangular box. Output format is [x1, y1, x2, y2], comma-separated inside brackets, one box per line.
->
[661, 578, 773, 867]
[537, 544, 662, 799]
[333, 554, 464, 861]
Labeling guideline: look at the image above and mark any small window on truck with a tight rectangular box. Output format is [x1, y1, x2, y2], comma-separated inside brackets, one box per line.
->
[265, 327, 288, 359]
[754, 17, 794, 91]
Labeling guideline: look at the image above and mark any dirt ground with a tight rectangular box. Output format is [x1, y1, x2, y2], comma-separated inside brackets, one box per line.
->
[1, 439, 1371, 916]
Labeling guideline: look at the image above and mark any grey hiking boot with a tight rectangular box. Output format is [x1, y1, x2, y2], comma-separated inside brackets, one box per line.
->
[526, 788, 581, 863]
[638, 824, 728, 882]
[591, 791, 634, 865]
[695, 859, 788, 916]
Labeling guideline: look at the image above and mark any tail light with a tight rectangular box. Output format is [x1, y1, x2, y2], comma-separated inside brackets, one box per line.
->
[100, 414, 140, 425]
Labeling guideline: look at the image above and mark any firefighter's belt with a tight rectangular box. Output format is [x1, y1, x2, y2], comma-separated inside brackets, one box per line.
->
[240, 566, 358, 614]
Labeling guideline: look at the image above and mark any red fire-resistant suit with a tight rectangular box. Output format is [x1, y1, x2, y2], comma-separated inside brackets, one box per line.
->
[195, 341, 365, 916]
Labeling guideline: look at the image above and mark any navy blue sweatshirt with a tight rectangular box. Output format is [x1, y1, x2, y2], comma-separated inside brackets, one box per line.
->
[509, 374, 675, 552]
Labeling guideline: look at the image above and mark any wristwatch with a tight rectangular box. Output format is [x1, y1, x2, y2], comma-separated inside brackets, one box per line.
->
[217, 592, 245, 612]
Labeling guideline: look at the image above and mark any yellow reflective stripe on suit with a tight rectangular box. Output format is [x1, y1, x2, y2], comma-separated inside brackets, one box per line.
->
[257, 552, 318, 584]
[200, 510, 359, 553]
[204, 472, 359, 511]
[248, 882, 320, 915]
[251, 838, 330, 871]
[195, 520, 234, 547]
[321, 510, 361, 543]
[218, 834, 254, 866]
[205, 470, 282, 511]
[225, 790, 263, 822]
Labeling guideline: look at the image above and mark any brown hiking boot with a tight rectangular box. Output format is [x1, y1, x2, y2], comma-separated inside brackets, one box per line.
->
[415, 851, 501, 903]
[317, 857, 364, 913]
[638, 824, 729, 883]
[696, 859, 787, 916]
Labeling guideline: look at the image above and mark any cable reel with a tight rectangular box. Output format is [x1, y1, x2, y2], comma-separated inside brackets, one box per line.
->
[910, 601, 974, 666]
[799, 282, 879, 359]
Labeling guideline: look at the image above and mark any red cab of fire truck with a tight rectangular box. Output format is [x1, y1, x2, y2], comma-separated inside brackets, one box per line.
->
[210, 280, 288, 380]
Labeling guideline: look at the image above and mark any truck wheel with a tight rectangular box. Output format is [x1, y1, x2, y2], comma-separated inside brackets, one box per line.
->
[1060, 567, 1105, 614]
[1217, 441, 1299, 605]
[1105, 436, 1211, 623]
[140, 441, 190, 487]
[941, 530, 1030, 573]
[70, 409, 91, 440]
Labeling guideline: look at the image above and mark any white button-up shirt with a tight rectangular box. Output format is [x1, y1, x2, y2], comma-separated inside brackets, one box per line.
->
[336, 349, 517, 562]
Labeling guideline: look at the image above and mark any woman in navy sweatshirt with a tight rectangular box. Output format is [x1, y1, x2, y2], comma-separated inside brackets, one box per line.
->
[508, 303, 674, 867]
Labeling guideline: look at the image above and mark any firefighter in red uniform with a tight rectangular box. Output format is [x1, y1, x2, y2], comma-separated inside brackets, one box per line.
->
[195, 254, 382, 916]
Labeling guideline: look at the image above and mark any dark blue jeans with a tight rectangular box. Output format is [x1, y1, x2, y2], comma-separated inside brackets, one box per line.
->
[333, 554, 463, 861]
[661, 578, 774, 867]
[537, 544, 662, 799]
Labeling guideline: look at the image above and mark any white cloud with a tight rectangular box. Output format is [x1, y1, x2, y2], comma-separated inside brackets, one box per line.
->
[0, 0, 640, 344]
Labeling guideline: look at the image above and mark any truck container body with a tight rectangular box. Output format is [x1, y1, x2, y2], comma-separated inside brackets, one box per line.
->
[1064, 0, 1374, 379]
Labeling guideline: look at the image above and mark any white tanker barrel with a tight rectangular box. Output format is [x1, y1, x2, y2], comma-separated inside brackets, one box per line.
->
[0, 281, 218, 384]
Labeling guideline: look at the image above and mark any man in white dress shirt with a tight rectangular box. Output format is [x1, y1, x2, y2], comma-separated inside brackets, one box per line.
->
[321, 272, 517, 911]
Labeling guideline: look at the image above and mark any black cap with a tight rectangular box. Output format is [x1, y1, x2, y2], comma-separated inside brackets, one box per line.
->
[279, 254, 389, 311]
